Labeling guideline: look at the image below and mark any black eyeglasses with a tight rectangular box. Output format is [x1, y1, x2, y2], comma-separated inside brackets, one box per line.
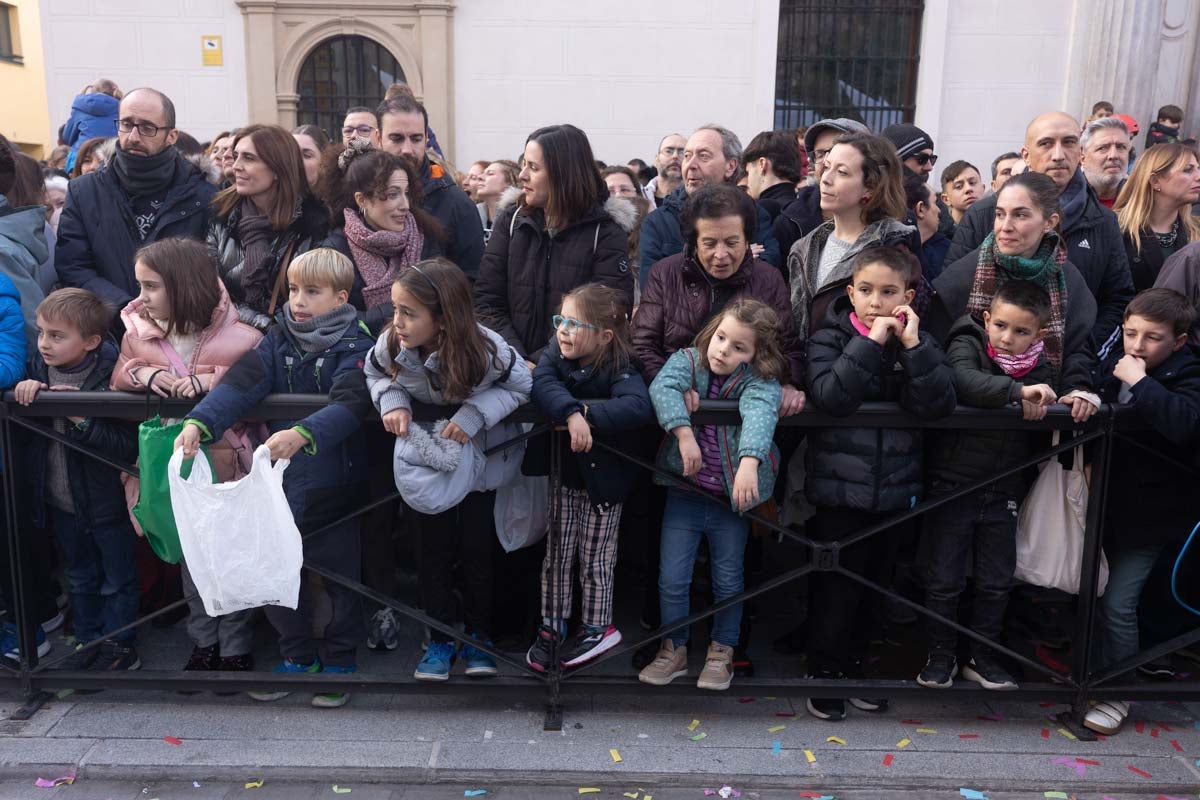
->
[117, 119, 170, 138]
[342, 124, 377, 136]
[911, 153, 939, 167]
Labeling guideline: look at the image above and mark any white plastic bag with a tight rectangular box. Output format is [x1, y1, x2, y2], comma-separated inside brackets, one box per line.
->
[1015, 432, 1109, 596]
[494, 474, 549, 553]
[168, 445, 303, 616]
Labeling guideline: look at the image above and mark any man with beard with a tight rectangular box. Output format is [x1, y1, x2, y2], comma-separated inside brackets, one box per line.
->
[55, 87, 216, 308]
[378, 95, 484, 278]
[641, 134, 685, 208]
[1080, 116, 1131, 209]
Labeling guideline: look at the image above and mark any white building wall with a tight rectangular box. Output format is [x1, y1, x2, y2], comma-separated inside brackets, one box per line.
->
[40, 0, 247, 145]
[452, 0, 779, 168]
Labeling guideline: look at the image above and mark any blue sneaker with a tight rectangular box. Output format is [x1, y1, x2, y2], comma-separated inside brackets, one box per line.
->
[248, 657, 321, 702]
[414, 641, 456, 681]
[462, 637, 499, 678]
[1, 622, 50, 661]
[312, 664, 355, 708]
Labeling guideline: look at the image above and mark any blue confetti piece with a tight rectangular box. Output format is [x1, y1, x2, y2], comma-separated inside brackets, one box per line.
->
[465, 792, 487, 797]
[960, 790, 988, 800]
[772, 740, 781, 755]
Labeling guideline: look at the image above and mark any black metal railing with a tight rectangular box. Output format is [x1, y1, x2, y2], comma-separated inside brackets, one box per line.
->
[1, 392, 1197, 732]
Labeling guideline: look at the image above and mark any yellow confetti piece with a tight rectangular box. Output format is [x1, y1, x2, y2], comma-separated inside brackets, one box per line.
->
[915, 728, 937, 734]
[332, 787, 352, 795]
[804, 749, 816, 763]
[767, 725, 786, 733]
[687, 719, 701, 731]
[610, 748, 622, 763]
[896, 738, 911, 748]
[578, 790, 601, 795]
[826, 736, 846, 745]
[623, 793, 639, 799]
[245, 779, 264, 789]
[690, 732, 707, 741]
[55, 689, 74, 700]
[1056, 727, 1078, 741]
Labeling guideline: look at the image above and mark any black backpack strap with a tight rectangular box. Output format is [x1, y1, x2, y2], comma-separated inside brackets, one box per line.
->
[497, 346, 518, 383]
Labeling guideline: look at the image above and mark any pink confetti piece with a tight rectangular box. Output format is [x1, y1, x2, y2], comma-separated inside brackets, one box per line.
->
[164, 736, 182, 746]
[1127, 765, 1152, 778]
[1075, 757, 1099, 765]
[1157, 721, 1173, 731]
[1135, 720, 1146, 734]
[34, 774, 75, 788]
[958, 734, 979, 739]
[901, 719, 923, 725]
[1053, 756, 1086, 776]
[1170, 739, 1184, 752]
[1040, 728, 1050, 739]
[737, 697, 755, 703]
[882, 754, 894, 766]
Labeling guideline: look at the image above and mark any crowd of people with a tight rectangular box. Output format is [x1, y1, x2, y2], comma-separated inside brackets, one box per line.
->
[1, 80, 1199, 736]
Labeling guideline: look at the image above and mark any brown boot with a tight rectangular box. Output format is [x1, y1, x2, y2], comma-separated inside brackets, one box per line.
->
[638, 639, 688, 685]
[697, 642, 734, 691]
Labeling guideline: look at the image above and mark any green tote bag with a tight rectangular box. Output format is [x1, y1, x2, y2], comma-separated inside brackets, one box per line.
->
[131, 415, 212, 564]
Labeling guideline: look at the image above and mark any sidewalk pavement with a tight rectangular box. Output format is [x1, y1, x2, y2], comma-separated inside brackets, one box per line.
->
[2, 684, 1198, 799]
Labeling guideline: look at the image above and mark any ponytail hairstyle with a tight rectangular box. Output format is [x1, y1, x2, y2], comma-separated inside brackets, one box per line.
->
[318, 138, 444, 241]
[559, 282, 634, 375]
[692, 298, 788, 383]
[384, 258, 498, 401]
[134, 237, 223, 337]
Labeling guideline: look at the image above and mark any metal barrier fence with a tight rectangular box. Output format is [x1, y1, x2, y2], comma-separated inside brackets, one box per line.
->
[1, 392, 1197, 733]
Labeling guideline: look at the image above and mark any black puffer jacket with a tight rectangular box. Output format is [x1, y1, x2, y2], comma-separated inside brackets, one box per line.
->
[804, 296, 957, 511]
[926, 314, 1056, 495]
[775, 184, 823, 265]
[1124, 225, 1191, 292]
[474, 187, 636, 361]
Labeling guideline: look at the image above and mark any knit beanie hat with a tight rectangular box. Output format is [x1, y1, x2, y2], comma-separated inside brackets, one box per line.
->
[803, 118, 870, 154]
[882, 123, 935, 158]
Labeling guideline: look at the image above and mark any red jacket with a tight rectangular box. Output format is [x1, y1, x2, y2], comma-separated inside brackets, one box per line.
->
[632, 250, 804, 385]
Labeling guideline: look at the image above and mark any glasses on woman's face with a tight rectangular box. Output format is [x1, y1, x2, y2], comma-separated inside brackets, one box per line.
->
[552, 315, 597, 334]
[911, 153, 939, 167]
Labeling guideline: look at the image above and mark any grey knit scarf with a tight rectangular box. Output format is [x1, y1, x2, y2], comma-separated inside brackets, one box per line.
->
[284, 303, 358, 353]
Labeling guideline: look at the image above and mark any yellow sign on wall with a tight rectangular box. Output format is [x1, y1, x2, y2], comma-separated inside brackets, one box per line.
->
[201, 35, 223, 67]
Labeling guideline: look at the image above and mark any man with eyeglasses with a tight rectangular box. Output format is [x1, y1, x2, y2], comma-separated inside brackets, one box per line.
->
[341, 106, 381, 146]
[55, 87, 216, 310]
[945, 111, 1135, 343]
[642, 134, 686, 208]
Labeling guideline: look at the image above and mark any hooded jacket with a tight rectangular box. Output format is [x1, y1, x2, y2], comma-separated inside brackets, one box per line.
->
[1124, 224, 1191, 292]
[944, 173, 1135, 343]
[633, 249, 803, 385]
[929, 246, 1098, 393]
[0, 272, 25, 389]
[474, 187, 636, 361]
[523, 337, 654, 504]
[419, 157, 485, 279]
[804, 295, 957, 512]
[1094, 341, 1200, 543]
[184, 312, 374, 529]
[0, 196, 49, 351]
[926, 313, 1056, 495]
[63, 93, 120, 168]
[1155, 241, 1200, 342]
[55, 155, 216, 309]
[208, 194, 329, 329]
[639, 185, 782, 286]
[24, 339, 138, 528]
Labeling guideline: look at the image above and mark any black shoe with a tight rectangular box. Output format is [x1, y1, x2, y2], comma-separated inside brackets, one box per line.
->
[916, 652, 958, 689]
[961, 655, 1018, 691]
[526, 625, 559, 673]
[561, 625, 621, 669]
[631, 638, 659, 671]
[92, 640, 141, 671]
[771, 624, 807, 655]
[56, 643, 100, 671]
[805, 670, 846, 720]
[184, 644, 220, 671]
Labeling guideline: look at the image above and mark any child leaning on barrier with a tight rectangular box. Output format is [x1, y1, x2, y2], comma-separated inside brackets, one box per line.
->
[802, 245, 956, 722]
[175, 248, 375, 709]
[918, 281, 1059, 693]
[14, 289, 141, 670]
[1083, 288, 1200, 736]
[363, 258, 532, 683]
[522, 283, 653, 674]
[640, 298, 784, 693]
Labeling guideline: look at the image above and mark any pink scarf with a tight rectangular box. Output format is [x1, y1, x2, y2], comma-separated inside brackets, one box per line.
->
[849, 312, 872, 337]
[987, 340, 1044, 378]
[342, 208, 424, 309]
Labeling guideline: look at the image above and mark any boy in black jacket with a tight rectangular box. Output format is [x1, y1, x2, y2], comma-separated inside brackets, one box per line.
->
[1084, 288, 1200, 735]
[14, 289, 140, 670]
[919, 282, 1058, 692]
[804, 246, 956, 721]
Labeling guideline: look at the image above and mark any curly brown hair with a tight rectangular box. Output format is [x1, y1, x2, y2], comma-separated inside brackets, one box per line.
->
[692, 298, 787, 383]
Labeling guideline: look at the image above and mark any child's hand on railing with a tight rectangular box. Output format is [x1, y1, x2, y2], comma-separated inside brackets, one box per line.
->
[14, 380, 47, 406]
[566, 411, 592, 453]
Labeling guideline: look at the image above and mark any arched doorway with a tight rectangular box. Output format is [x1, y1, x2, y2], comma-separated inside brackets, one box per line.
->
[295, 36, 405, 141]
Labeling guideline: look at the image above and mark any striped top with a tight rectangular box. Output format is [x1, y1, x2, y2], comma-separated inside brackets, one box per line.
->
[695, 374, 727, 495]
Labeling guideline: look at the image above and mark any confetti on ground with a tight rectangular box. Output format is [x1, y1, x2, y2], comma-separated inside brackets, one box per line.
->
[1136, 720, 1146, 734]
[959, 734, 979, 739]
[1038, 701, 1058, 707]
[687, 719, 700, 731]
[901, 719, 923, 724]
[578, 790, 601, 795]
[1053, 757, 1086, 776]
[1075, 757, 1100, 765]
[775, 712, 796, 717]
[1151, 727, 1160, 738]
[1040, 728, 1050, 739]
[333, 788, 352, 795]
[1157, 721, 1173, 731]
[192, 783, 201, 789]
[1127, 765, 1153, 778]
[915, 728, 937, 734]
[1056, 727, 1078, 741]
[826, 736, 846, 745]
[690, 732, 707, 741]
[738, 697, 756, 703]
[960, 790, 988, 800]
[977, 714, 1003, 721]
[484, 730, 493, 740]
[55, 689, 73, 699]
[244, 780, 264, 789]
[1170, 738, 1184, 752]
[34, 774, 75, 788]
[1156, 795, 1188, 800]
[622, 793, 638, 799]
[767, 725, 786, 733]
[1044, 793, 1069, 799]
[804, 749, 816, 764]
[163, 736, 182, 746]
[610, 748, 622, 763]
[882, 754, 894, 766]
[772, 741, 781, 755]
[896, 738, 911, 748]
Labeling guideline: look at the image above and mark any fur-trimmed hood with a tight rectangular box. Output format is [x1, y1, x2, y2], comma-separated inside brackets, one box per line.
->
[183, 152, 223, 186]
[496, 185, 638, 234]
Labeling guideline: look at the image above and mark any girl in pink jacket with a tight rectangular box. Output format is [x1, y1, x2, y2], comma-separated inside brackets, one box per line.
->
[113, 237, 263, 674]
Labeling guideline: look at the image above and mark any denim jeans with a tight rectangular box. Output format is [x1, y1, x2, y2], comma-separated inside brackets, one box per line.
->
[1099, 541, 1164, 668]
[922, 487, 1020, 657]
[50, 507, 140, 644]
[658, 488, 749, 648]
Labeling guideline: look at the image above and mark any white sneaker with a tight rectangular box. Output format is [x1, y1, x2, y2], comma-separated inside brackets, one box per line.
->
[1082, 700, 1129, 735]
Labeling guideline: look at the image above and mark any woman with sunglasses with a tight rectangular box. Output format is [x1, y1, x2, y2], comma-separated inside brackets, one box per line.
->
[474, 124, 636, 370]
